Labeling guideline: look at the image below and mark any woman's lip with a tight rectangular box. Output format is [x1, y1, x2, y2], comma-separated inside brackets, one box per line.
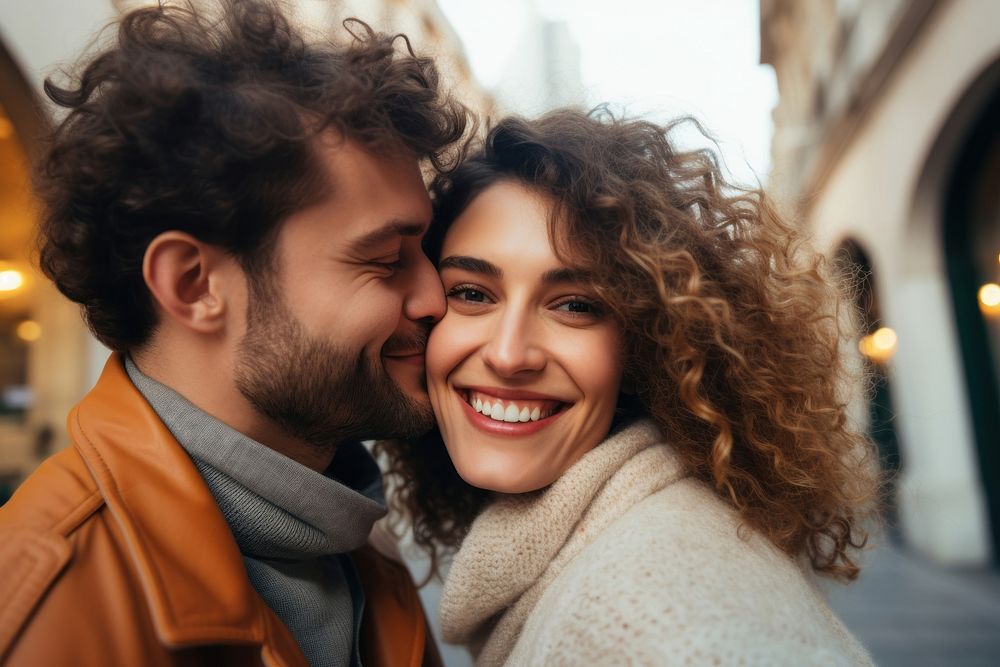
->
[456, 384, 566, 402]
[455, 387, 566, 437]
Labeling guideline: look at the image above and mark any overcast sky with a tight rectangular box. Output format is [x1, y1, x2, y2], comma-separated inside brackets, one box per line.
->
[437, 0, 778, 187]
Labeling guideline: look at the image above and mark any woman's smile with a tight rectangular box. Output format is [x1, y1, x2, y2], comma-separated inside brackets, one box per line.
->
[453, 385, 570, 436]
[461, 385, 566, 422]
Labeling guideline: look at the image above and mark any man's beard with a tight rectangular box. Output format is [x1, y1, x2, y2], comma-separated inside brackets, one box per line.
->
[233, 282, 435, 452]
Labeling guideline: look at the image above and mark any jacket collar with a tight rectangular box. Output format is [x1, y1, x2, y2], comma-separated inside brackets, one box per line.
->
[69, 354, 300, 659]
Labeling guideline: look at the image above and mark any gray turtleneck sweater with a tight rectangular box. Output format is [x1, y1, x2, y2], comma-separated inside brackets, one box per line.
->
[126, 359, 386, 667]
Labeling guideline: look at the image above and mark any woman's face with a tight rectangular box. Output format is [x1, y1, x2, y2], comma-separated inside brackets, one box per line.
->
[426, 181, 624, 493]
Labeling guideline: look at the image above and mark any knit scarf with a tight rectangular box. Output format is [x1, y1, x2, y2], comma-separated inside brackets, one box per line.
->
[439, 419, 686, 666]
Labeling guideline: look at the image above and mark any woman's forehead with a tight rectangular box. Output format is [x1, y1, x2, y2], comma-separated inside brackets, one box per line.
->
[441, 182, 553, 255]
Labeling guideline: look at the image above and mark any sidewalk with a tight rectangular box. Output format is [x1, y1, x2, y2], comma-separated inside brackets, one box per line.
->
[825, 542, 1000, 666]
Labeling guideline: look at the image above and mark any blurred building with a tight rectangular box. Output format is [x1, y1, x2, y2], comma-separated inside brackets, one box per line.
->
[761, 0, 1000, 567]
[0, 0, 490, 497]
[285, 0, 493, 116]
[493, 11, 584, 117]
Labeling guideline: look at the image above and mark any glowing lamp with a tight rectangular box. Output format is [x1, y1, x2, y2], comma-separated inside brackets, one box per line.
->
[859, 326, 897, 364]
[979, 283, 1000, 317]
[0, 269, 24, 292]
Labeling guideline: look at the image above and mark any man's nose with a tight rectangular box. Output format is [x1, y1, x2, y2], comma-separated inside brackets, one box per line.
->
[404, 253, 446, 324]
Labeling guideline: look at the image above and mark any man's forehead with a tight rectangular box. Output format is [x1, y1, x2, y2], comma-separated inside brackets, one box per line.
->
[305, 133, 432, 242]
[314, 132, 425, 189]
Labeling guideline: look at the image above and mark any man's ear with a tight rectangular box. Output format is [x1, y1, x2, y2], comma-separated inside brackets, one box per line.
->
[142, 231, 234, 335]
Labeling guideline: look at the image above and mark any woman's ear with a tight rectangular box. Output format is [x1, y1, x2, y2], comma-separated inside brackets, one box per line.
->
[142, 231, 231, 335]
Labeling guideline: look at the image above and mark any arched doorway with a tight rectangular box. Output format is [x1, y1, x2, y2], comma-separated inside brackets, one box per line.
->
[835, 239, 904, 540]
[943, 63, 1000, 564]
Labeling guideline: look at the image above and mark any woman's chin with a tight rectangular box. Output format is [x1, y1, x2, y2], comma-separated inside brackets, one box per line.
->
[454, 458, 552, 494]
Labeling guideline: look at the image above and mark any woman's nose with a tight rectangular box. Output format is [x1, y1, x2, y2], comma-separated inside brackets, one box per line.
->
[481, 310, 547, 377]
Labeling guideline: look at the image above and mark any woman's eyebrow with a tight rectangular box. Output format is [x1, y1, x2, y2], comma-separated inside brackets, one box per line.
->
[540, 267, 592, 285]
[438, 255, 503, 278]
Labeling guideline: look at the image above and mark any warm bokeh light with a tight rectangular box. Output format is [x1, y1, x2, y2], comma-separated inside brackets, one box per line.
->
[859, 326, 898, 363]
[0, 269, 24, 292]
[872, 327, 898, 350]
[15, 320, 42, 342]
[979, 282, 1000, 316]
[0, 116, 12, 140]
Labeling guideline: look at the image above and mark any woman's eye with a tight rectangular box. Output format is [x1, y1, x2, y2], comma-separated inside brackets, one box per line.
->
[554, 299, 602, 316]
[447, 286, 491, 303]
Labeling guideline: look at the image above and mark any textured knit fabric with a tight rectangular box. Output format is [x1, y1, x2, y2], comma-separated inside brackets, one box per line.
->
[439, 419, 874, 667]
[126, 358, 387, 667]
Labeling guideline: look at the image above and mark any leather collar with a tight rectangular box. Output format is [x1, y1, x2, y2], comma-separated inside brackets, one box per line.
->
[69, 354, 288, 652]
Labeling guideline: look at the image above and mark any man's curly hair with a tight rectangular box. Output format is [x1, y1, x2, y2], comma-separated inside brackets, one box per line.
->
[378, 108, 879, 583]
[36, 0, 469, 351]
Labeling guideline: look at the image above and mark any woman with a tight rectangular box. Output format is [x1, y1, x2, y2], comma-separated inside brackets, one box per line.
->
[380, 109, 878, 665]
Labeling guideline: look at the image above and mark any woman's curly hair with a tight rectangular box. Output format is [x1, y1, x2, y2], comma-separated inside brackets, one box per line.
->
[36, 0, 469, 352]
[378, 108, 879, 583]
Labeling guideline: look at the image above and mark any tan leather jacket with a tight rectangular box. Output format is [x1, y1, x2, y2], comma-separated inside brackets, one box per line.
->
[0, 355, 437, 666]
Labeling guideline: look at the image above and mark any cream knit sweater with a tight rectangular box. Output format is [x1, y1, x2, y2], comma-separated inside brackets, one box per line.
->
[439, 420, 873, 666]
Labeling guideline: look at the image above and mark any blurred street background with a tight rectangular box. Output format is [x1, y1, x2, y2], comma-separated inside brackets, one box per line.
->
[1, 1, 998, 664]
[826, 542, 1000, 667]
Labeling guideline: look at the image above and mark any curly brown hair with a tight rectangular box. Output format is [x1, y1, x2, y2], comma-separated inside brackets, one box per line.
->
[378, 108, 879, 582]
[36, 0, 469, 351]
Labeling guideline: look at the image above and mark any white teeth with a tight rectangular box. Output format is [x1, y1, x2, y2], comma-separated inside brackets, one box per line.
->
[466, 391, 558, 423]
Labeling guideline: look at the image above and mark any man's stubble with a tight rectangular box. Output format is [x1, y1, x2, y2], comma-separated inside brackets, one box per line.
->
[233, 275, 435, 453]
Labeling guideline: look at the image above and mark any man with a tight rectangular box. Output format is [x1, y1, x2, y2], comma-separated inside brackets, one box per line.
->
[0, 1, 468, 665]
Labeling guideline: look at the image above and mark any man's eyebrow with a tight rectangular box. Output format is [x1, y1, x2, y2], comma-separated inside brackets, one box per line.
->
[347, 220, 428, 254]
[438, 255, 503, 279]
